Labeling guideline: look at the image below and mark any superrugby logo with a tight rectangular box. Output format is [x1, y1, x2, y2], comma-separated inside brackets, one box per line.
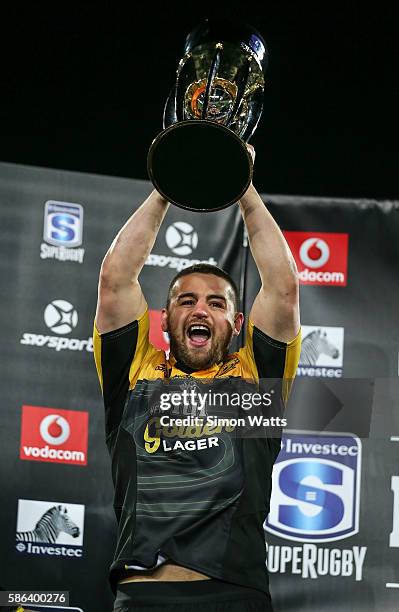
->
[297, 325, 344, 378]
[165, 222, 198, 255]
[20, 300, 93, 352]
[43, 201, 83, 247]
[41, 200, 85, 264]
[20, 405, 88, 465]
[15, 499, 85, 557]
[264, 432, 366, 582]
[284, 231, 348, 286]
[44, 300, 78, 335]
[265, 431, 362, 542]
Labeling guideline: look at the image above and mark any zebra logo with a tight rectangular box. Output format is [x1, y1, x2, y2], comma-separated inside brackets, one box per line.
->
[299, 326, 344, 369]
[16, 499, 85, 554]
[16, 505, 79, 543]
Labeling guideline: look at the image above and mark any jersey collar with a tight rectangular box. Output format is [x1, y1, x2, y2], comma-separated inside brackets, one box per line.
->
[168, 353, 224, 377]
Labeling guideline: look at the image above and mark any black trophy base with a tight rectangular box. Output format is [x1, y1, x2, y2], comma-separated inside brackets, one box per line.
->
[147, 120, 253, 212]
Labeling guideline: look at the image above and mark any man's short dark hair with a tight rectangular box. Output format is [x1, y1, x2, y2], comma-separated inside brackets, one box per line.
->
[166, 264, 240, 311]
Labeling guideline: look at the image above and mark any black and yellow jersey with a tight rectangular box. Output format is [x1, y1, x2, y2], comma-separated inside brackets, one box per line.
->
[93, 310, 301, 594]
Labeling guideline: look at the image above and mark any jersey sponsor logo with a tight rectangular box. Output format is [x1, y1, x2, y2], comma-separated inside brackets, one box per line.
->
[149, 310, 170, 351]
[41, 201, 85, 263]
[145, 221, 217, 272]
[20, 300, 93, 352]
[297, 325, 344, 377]
[143, 416, 233, 454]
[15, 499, 85, 557]
[283, 231, 348, 286]
[265, 431, 361, 542]
[165, 222, 198, 255]
[20, 405, 88, 465]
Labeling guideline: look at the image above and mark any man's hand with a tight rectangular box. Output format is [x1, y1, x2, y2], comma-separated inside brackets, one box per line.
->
[95, 190, 170, 334]
[238, 154, 300, 343]
[246, 143, 256, 166]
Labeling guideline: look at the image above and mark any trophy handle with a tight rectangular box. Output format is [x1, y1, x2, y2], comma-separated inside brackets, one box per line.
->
[163, 86, 178, 128]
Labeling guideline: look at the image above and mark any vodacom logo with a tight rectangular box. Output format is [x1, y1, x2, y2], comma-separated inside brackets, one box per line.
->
[299, 238, 330, 269]
[284, 231, 348, 286]
[39, 415, 70, 445]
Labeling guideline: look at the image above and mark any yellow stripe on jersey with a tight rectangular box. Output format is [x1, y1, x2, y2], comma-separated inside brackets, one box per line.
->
[128, 309, 152, 389]
[93, 320, 103, 391]
[283, 327, 302, 404]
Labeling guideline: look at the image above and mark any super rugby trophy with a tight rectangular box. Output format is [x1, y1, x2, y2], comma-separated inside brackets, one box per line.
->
[147, 19, 268, 212]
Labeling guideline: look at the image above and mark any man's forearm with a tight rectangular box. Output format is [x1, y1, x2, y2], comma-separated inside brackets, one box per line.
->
[239, 184, 298, 296]
[101, 189, 170, 286]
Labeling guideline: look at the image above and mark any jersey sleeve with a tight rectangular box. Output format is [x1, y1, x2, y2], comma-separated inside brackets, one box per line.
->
[239, 320, 302, 404]
[93, 309, 151, 434]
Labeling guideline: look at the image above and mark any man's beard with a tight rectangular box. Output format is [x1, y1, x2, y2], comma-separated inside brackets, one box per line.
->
[168, 325, 233, 371]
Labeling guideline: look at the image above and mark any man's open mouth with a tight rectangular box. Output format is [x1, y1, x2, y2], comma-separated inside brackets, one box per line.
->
[186, 324, 211, 347]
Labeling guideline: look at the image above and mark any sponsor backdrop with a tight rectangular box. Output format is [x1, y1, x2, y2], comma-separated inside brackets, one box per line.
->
[0, 162, 398, 612]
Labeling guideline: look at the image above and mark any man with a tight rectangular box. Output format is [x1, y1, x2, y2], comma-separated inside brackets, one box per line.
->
[93, 147, 301, 611]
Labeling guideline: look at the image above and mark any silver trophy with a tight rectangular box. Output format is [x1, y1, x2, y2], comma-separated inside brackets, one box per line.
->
[147, 19, 268, 212]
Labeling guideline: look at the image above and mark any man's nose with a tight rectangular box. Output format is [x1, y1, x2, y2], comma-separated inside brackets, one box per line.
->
[192, 301, 209, 318]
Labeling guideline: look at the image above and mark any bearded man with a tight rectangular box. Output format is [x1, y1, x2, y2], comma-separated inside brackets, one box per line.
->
[93, 147, 301, 611]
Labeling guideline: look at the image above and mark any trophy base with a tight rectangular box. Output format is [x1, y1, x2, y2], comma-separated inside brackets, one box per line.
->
[147, 120, 253, 212]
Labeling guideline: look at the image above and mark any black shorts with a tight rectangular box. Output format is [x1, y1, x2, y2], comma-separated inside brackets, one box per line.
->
[113, 579, 273, 612]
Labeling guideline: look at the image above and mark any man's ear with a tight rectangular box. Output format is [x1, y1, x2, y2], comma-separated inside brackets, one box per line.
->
[233, 312, 244, 336]
[161, 308, 168, 332]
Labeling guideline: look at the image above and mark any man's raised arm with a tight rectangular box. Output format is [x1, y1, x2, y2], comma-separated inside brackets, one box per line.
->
[95, 190, 170, 334]
[239, 173, 300, 343]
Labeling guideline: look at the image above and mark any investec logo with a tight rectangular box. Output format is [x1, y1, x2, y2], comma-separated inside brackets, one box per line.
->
[297, 325, 344, 378]
[284, 231, 348, 286]
[15, 499, 85, 558]
[145, 221, 217, 272]
[265, 431, 366, 580]
[41, 201, 85, 264]
[20, 299, 93, 352]
[20, 405, 89, 466]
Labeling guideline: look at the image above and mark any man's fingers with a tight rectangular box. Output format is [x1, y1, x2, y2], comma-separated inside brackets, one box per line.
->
[246, 144, 256, 164]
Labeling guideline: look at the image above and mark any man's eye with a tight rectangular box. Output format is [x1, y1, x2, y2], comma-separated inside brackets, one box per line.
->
[210, 302, 223, 308]
[182, 300, 194, 305]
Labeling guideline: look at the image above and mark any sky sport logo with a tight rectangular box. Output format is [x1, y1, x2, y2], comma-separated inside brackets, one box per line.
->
[165, 222, 198, 255]
[297, 325, 344, 378]
[41, 201, 85, 264]
[264, 431, 366, 581]
[44, 300, 78, 334]
[20, 299, 93, 352]
[20, 405, 89, 466]
[15, 499, 85, 558]
[145, 221, 217, 272]
[283, 231, 348, 286]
